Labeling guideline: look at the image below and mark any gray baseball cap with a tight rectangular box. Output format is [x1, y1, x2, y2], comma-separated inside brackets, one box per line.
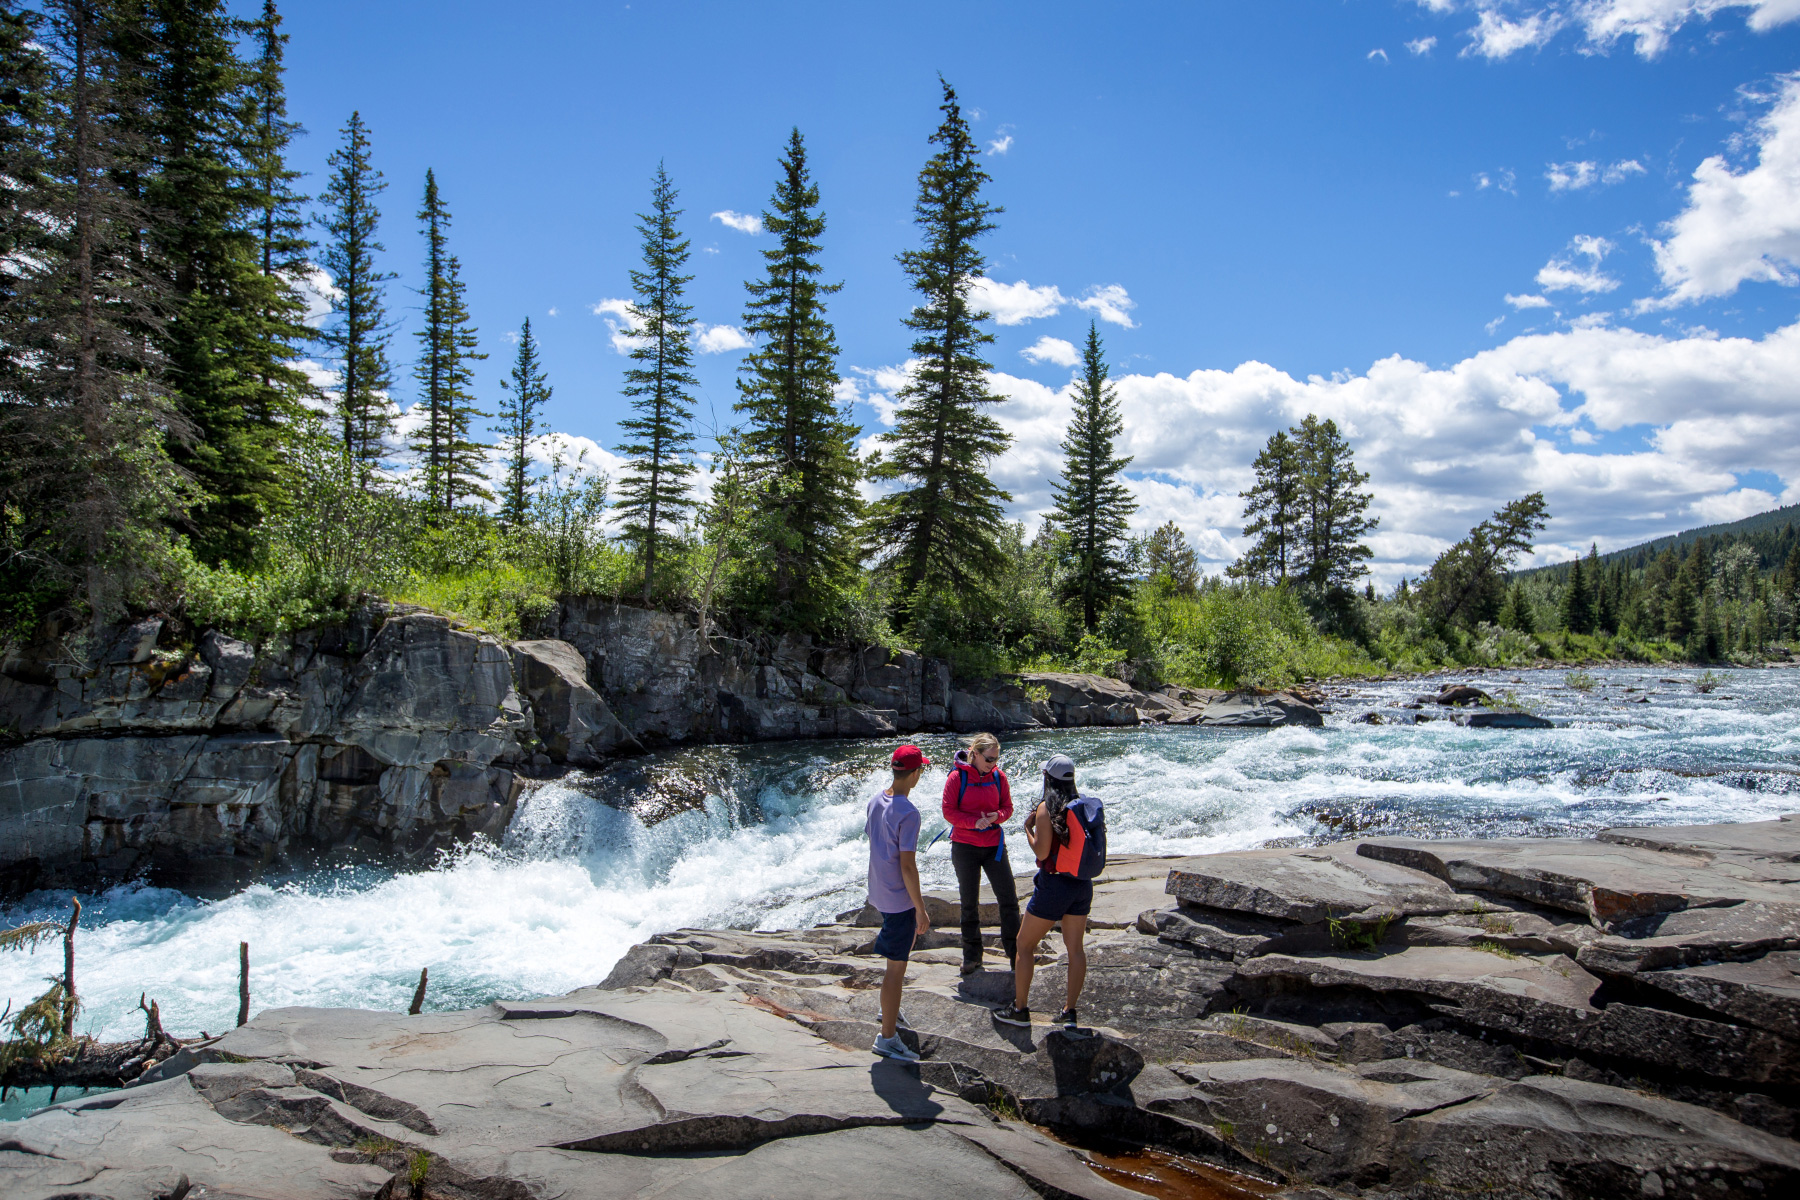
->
[1043, 754, 1076, 781]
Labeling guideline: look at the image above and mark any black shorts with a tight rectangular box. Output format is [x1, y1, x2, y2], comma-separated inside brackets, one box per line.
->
[871, 907, 917, 961]
[1026, 871, 1093, 921]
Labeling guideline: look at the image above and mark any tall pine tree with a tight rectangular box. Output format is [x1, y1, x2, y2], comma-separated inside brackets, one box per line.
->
[735, 128, 861, 631]
[1294, 414, 1377, 594]
[243, 0, 312, 419]
[494, 317, 550, 526]
[2, 0, 189, 630]
[1050, 322, 1135, 631]
[135, 0, 293, 564]
[869, 78, 1009, 621]
[436, 253, 489, 509]
[317, 111, 395, 475]
[1230, 429, 1301, 584]
[613, 163, 697, 600]
[1559, 555, 1593, 634]
[411, 169, 453, 508]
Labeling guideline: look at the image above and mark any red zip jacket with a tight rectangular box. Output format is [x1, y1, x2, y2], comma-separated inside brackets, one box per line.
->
[941, 749, 1012, 848]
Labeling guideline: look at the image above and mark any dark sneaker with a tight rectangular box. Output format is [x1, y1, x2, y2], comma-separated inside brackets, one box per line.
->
[992, 1003, 1032, 1027]
[1056, 1008, 1080, 1030]
[960, 962, 982, 977]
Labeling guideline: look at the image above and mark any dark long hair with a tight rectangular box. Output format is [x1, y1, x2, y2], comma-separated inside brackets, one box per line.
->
[1043, 773, 1078, 843]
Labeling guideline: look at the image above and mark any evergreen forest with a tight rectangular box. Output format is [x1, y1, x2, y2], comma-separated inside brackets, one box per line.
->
[3, 3, 1796, 690]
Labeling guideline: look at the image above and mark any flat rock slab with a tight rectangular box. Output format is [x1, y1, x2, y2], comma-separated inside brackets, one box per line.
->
[1234, 945, 1604, 1027]
[1165, 840, 1464, 924]
[1150, 1057, 1499, 1187]
[1357, 836, 1800, 926]
[1636, 950, 1800, 1041]
[1576, 901, 1800, 974]
[0, 1076, 390, 1200]
[1600, 813, 1800, 866]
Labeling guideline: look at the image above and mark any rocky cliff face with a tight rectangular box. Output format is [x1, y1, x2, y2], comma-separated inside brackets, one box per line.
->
[0, 600, 1322, 898]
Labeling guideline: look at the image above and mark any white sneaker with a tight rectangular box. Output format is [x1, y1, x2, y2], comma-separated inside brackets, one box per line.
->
[872, 1033, 919, 1062]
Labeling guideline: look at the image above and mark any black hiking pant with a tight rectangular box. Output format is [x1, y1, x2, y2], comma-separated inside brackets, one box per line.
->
[951, 840, 1021, 970]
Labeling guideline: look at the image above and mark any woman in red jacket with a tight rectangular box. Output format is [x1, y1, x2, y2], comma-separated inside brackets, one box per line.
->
[941, 731, 1020, 976]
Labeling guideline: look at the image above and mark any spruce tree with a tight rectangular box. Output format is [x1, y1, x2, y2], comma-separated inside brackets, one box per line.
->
[133, 0, 292, 564]
[735, 127, 861, 631]
[317, 111, 395, 475]
[243, 0, 312, 418]
[2, 0, 189, 630]
[1559, 556, 1593, 634]
[1050, 322, 1135, 631]
[1498, 580, 1535, 633]
[437, 254, 490, 509]
[1293, 414, 1376, 593]
[613, 163, 697, 600]
[411, 169, 452, 508]
[1230, 429, 1301, 583]
[1664, 551, 1702, 642]
[495, 317, 550, 526]
[869, 78, 1009, 619]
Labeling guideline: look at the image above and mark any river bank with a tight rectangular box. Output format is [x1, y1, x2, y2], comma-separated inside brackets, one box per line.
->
[4, 812, 1798, 1199]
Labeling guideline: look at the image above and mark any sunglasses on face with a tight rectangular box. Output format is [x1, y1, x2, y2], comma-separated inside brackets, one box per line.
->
[977, 752, 1000, 764]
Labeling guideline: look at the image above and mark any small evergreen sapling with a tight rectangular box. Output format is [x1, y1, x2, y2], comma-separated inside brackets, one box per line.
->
[495, 318, 551, 527]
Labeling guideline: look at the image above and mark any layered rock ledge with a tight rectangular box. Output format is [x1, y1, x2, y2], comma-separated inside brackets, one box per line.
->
[1, 603, 1320, 896]
[6, 815, 1797, 1199]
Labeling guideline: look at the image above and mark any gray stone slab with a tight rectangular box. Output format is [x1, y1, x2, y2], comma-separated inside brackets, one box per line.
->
[1357, 835, 1800, 927]
[1635, 950, 1800, 1041]
[1165, 840, 1464, 923]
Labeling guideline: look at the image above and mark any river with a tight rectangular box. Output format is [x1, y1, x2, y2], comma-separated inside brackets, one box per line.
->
[2, 664, 1795, 1064]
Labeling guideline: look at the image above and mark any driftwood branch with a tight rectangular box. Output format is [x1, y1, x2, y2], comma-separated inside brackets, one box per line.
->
[237, 941, 249, 1027]
[61, 896, 80, 1038]
[409, 968, 429, 1016]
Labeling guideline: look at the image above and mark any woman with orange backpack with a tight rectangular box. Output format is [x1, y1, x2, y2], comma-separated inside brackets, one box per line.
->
[993, 753, 1106, 1031]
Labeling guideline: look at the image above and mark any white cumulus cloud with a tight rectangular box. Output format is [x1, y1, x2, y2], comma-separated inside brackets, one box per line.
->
[987, 125, 1015, 156]
[1578, 0, 1800, 59]
[970, 277, 1066, 325]
[1537, 236, 1620, 293]
[1075, 284, 1138, 327]
[1647, 72, 1800, 307]
[695, 324, 753, 354]
[1462, 8, 1564, 58]
[711, 210, 763, 234]
[1546, 159, 1646, 191]
[591, 297, 647, 354]
[1021, 336, 1081, 367]
[1506, 293, 1553, 308]
[959, 315, 1800, 584]
[1407, 35, 1439, 54]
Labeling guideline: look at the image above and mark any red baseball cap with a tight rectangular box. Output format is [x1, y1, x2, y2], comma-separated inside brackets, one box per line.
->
[891, 744, 931, 770]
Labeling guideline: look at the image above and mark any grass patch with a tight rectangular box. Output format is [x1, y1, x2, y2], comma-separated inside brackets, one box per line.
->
[1474, 940, 1520, 959]
[355, 1137, 401, 1158]
[1563, 670, 1597, 691]
[1327, 911, 1394, 953]
[408, 1150, 432, 1187]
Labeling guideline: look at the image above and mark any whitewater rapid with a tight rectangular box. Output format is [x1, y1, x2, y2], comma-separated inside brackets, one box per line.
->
[3, 665, 1796, 1051]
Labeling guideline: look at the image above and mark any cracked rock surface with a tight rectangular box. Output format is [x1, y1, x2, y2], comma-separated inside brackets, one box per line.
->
[6, 816, 1799, 1199]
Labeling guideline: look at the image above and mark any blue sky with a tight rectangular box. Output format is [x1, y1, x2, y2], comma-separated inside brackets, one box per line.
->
[277, 1, 1800, 582]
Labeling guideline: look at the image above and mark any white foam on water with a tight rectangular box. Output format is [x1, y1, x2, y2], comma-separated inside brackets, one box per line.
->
[3, 665, 1797, 1048]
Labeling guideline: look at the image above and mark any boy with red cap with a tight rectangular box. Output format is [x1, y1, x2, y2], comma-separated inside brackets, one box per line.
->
[866, 743, 933, 1061]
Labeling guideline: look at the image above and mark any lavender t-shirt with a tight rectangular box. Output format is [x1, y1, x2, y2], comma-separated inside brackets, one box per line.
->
[865, 787, 921, 914]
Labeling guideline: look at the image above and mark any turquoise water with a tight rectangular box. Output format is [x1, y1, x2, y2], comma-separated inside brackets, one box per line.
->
[1, 665, 1794, 1065]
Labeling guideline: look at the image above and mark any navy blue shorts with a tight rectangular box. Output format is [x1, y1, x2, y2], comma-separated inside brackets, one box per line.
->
[871, 907, 917, 961]
[1026, 871, 1093, 921]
